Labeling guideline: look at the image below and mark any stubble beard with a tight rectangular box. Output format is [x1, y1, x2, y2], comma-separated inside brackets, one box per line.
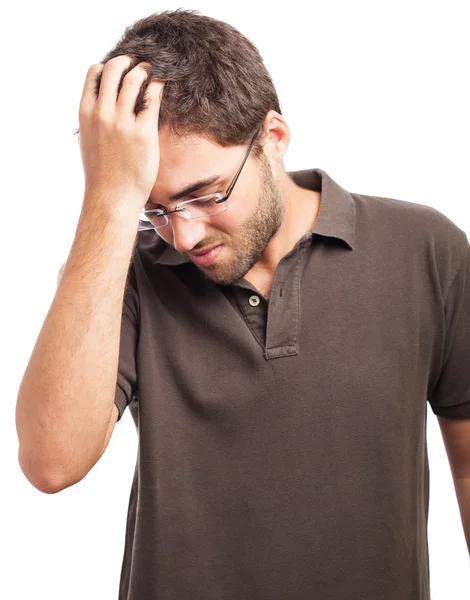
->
[197, 156, 284, 286]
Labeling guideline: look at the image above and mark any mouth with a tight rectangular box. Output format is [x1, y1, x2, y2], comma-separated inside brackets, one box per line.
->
[189, 244, 224, 267]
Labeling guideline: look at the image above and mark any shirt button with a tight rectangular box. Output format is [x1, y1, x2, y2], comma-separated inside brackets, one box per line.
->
[249, 295, 260, 307]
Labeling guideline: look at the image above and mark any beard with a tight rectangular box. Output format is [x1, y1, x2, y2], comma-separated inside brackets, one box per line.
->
[188, 154, 284, 286]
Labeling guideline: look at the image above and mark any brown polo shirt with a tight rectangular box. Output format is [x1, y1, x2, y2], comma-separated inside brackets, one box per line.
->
[114, 167, 470, 600]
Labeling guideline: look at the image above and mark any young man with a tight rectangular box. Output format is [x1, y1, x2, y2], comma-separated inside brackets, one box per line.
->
[18, 9, 470, 600]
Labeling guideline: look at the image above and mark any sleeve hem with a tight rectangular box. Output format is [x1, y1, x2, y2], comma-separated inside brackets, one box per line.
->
[429, 401, 470, 420]
[114, 383, 130, 422]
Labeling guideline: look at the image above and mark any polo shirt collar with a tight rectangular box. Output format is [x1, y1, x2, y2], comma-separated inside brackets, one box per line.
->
[143, 167, 356, 266]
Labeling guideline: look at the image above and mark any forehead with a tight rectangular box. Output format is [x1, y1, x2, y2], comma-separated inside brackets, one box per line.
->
[150, 128, 244, 200]
[158, 127, 217, 168]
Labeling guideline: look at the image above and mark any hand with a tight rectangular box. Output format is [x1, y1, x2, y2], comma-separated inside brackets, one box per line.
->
[78, 55, 165, 214]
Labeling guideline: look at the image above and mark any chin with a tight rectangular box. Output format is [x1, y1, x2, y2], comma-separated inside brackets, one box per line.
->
[199, 263, 241, 286]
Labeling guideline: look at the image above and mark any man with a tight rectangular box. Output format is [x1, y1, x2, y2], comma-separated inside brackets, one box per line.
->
[21, 8, 470, 600]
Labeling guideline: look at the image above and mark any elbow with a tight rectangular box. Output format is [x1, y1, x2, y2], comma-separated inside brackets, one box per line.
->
[31, 478, 64, 495]
[18, 448, 70, 494]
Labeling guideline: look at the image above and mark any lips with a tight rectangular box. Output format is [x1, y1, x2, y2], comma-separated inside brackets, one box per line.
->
[191, 245, 219, 256]
[189, 244, 223, 267]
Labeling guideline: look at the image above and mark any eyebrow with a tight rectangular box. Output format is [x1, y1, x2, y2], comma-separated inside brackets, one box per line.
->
[168, 175, 223, 202]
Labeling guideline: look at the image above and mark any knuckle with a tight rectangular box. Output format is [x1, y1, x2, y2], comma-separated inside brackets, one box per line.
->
[134, 128, 148, 141]
[114, 119, 132, 136]
[135, 128, 152, 144]
[93, 107, 114, 127]
[135, 128, 152, 146]
[78, 104, 92, 121]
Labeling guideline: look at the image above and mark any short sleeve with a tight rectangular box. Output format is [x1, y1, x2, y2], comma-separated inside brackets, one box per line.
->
[114, 264, 139, 422]
[428, 234, 470, 420]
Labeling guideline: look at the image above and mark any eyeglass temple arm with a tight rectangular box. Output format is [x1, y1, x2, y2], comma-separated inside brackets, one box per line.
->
[220, 128, 261, 202]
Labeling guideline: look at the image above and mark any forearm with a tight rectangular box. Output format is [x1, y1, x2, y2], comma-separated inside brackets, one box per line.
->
[16, 198, 139, 490]
[453, 476, 470, 555]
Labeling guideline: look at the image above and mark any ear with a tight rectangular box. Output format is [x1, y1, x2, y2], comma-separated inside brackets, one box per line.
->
[263, 110, 290, 165]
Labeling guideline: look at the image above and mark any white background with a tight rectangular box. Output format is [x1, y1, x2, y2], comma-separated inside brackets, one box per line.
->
[3, 1, 469, 598]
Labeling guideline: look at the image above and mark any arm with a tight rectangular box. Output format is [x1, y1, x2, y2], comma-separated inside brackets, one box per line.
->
[437, 416, 470, 554]
[15, 199, 138, 493]
[453, 477, 470, 556]
[16, 57, 164, 493]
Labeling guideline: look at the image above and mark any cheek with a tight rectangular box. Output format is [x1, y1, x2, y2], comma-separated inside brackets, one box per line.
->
[212, 206, 246, 236]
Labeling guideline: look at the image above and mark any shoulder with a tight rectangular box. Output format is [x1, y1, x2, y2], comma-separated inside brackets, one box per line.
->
[351, 190, 462, 235]
[351, 191, 468, 279]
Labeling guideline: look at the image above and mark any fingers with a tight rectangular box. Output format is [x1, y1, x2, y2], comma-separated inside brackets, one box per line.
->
[79, 55, 165, 129]
[135, 80, 166, 127]
[114, 60, 152, 121]
[79, 62, 105, 118]
[95, 55, 136, 119]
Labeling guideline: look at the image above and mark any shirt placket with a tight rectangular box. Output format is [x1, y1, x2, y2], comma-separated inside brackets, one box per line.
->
[231, 235, 312, 359]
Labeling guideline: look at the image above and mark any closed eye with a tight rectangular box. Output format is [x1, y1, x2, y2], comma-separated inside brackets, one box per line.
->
[145, 188, 224, 211]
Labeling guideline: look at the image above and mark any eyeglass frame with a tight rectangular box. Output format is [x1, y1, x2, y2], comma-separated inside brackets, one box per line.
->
[139, 126, 262, 229]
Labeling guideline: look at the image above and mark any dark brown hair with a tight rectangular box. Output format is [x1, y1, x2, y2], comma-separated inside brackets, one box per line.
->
[76, 8, 282, 161]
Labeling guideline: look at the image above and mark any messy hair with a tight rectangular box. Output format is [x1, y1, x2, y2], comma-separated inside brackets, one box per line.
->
[75, 8, 282, 161]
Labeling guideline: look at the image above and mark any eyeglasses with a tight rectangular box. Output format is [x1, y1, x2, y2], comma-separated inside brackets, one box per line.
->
[138, 127, 261, 231]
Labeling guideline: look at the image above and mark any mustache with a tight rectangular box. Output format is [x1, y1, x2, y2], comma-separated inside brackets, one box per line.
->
[187, 237, 229, 253]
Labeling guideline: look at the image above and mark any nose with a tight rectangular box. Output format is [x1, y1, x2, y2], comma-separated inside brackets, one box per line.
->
[170, 214, 207, 253]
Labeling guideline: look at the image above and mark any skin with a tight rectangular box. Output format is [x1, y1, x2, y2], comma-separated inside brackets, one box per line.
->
[147, 110, 322, 298]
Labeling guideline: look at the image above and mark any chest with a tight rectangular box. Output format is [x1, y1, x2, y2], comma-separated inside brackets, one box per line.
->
[140, 241, 440, 424]
[137, 258, 436, 506]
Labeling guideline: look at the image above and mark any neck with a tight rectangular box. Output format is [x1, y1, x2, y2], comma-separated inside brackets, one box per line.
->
[251, 172, 321, 276]
[242, 172, 321, 299]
